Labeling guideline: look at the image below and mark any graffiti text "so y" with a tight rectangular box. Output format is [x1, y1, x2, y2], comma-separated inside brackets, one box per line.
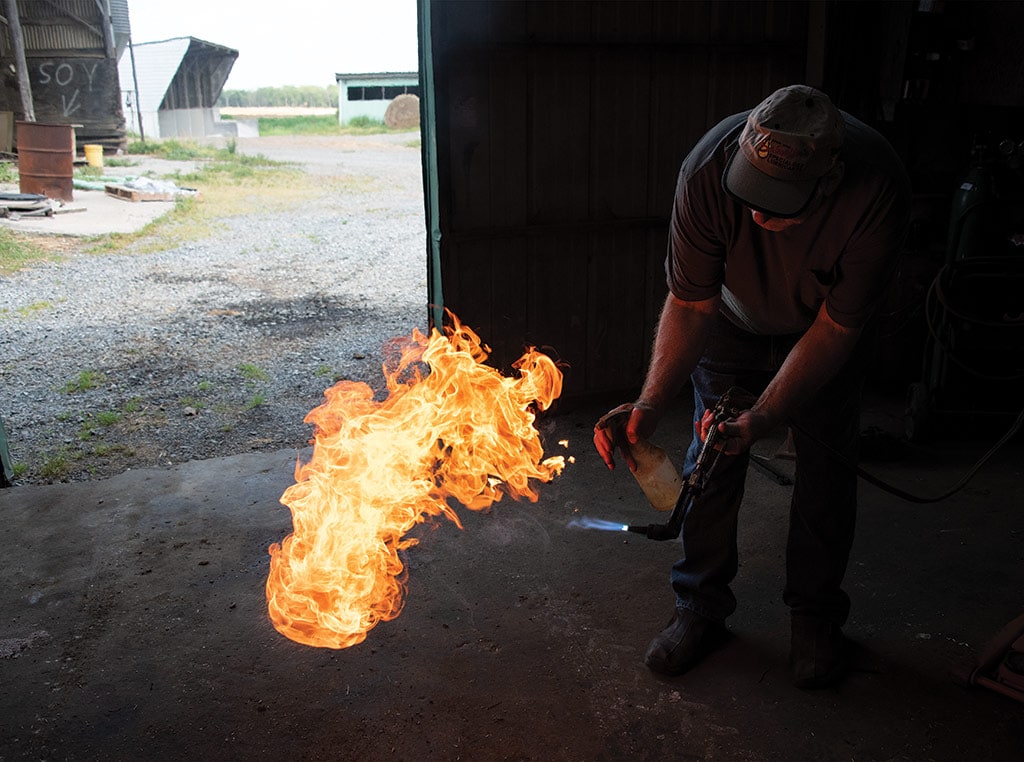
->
[36, 61, 101, 117]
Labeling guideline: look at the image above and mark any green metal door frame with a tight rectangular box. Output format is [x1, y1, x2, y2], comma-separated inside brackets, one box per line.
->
[417, 0, 444, 331]
[1, 416, 13, 487]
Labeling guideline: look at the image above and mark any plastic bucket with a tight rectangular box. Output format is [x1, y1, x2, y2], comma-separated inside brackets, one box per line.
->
[84, 144, 103, 168]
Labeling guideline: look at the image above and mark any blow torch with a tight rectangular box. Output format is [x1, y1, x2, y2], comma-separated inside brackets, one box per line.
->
[597, 387, 755, 541]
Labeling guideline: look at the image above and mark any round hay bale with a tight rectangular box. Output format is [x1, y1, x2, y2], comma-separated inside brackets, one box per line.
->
[384, 93, 420, 130]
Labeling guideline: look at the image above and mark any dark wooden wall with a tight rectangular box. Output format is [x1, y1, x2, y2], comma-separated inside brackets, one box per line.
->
[22, 57, 124, 144]
[0, 0, 126, 149]
[426, 0, 810, 403]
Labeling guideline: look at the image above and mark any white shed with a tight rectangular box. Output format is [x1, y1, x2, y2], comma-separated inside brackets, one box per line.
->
[119, 36, 241, 140]
[335, 71, 419, 125]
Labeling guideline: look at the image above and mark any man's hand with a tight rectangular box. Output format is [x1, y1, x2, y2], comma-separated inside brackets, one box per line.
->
[698, 407, 774, 456]
[708, 407, 770, 454]
[593, 401, 660, 472]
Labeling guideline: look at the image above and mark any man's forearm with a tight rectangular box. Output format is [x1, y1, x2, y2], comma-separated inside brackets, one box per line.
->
[638, 293, 720, 413]
[752, 303, 863, 430]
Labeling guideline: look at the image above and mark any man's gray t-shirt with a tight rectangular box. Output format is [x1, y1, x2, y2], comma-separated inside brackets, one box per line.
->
[667, 111, 911, 335]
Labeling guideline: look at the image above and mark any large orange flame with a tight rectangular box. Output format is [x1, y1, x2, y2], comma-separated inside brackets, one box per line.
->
[266, 315, 565, 648]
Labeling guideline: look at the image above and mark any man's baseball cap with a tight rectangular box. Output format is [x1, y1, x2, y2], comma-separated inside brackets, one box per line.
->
[723, 85, 844, 218]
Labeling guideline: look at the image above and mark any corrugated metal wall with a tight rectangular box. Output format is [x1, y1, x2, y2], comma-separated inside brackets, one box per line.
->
[424, 0, 810, 403]
[0, 0, 128, 148]
[18, 0, 104, 51]
[160, 40, 237, 111]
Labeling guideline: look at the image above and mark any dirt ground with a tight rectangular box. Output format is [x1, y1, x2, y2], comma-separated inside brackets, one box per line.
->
[1, 132, 426, 485]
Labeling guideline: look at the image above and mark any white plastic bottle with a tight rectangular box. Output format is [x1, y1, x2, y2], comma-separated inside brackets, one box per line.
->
[596, 408, 682, 511]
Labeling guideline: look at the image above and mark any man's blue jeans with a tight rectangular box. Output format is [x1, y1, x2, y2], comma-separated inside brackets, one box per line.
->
[672, 313, 869, 626]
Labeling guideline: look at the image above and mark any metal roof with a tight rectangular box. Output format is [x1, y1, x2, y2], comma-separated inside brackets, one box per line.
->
[119, 36, 238, 113]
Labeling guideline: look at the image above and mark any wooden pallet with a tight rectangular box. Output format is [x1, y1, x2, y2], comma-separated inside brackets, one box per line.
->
[104, 183, 198, 202]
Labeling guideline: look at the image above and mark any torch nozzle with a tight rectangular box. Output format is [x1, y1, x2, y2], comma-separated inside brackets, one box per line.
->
[626, 522, 681, 541]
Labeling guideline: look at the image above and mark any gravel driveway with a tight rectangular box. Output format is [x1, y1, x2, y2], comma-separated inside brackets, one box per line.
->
[1, 133, 428, 484]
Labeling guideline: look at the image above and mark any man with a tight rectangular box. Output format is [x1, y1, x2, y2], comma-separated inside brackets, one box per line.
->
[593, 85, 911, 688]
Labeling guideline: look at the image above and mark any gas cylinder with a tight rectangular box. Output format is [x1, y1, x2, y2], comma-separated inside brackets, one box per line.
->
[946, 152, 991, 263]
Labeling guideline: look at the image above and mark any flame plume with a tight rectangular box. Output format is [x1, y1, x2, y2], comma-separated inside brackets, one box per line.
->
[266, 316, 565, 649]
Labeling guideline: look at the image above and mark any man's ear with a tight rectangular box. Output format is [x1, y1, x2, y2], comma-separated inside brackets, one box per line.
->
[820, 161, 845, 197]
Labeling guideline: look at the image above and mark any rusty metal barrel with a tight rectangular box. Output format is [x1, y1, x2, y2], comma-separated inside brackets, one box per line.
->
[16, 122, 75, 202]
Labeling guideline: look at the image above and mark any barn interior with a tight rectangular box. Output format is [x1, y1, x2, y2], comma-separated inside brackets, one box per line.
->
[2, 1, 1023, 759]
[422, 0, 1024, 413]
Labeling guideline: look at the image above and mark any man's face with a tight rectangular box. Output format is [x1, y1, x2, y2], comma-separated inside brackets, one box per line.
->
[749, 186, 827, 230]
[750, 209, 805, 231]
[749, 163, 841, 231]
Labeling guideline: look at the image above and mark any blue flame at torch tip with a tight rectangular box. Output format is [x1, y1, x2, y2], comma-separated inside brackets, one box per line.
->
[567, 516, 629, 532]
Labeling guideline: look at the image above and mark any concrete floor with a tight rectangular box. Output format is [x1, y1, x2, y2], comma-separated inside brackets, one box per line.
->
[2, 394, 1022, 761]
[0, 156, 199, 237]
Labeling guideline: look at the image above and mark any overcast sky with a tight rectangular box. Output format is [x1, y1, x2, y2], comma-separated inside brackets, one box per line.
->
[127, 0, 419, 90]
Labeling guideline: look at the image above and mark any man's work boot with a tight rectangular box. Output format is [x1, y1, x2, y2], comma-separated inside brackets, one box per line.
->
[644, 607, 729, 676]
[790, 614, 849, 689]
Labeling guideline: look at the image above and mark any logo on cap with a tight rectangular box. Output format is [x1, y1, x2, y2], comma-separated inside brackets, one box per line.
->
[751, 133, 811, 178]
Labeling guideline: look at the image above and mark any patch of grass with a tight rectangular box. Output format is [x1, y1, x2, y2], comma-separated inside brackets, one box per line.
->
[126, 138, 220, 161]
[238, 363, 269, 382]
[126, 139, 276, 168]
[21, 300, 55, 316]
[348, 116, 384, 129]
[75, 165, 104, 180]
[197, 380, 213, 392]
[245, 394, 266, 409]
[62, 370, 106, 393]
[91, 442, 133, 458]
[178, 152, 285, 185]
[12, 462, 28, 478]
[95, 410, 121, 426]
[0, 160, 18, 183]
[77, 410, 120, 442]
[0, 229, 57, 276]
[2, 300, 55, 318]
[38, 449, 74, 480]
[255, 114, 421, 137]
[258, 114, 345, 136]
[263, 114, 341, 135]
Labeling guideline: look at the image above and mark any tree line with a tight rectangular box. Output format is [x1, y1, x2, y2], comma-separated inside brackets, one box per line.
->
[218, 85, 338, 108]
